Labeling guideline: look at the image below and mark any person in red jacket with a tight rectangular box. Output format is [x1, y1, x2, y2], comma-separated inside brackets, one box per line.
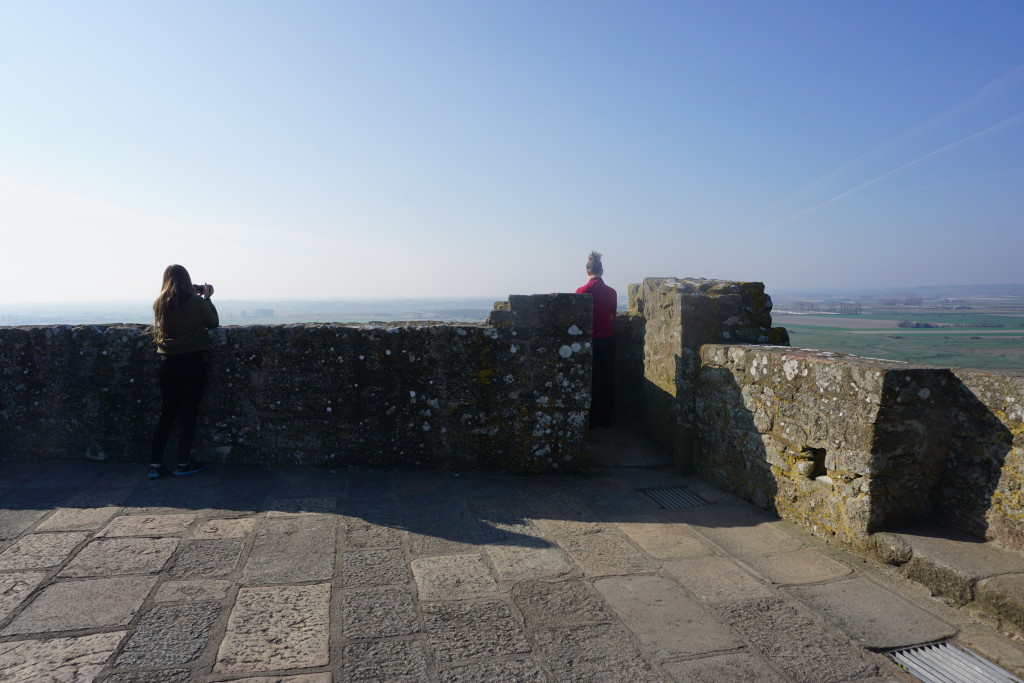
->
[576, 251, 616, 428]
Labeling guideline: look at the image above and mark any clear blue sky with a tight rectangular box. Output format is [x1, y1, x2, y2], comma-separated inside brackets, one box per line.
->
[2, 1, 1022, 303]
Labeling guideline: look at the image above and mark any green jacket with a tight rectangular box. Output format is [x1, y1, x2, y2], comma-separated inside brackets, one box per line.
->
[156, 295, 219, 355]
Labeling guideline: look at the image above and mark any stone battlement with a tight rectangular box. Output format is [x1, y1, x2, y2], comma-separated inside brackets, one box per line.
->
[614, 277, 1024, 553]
[2, 278, 1022, 554]
[0, 294, 591, 473]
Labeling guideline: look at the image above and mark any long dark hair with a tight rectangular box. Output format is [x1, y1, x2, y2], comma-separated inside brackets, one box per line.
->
[152, 264, 194, 343]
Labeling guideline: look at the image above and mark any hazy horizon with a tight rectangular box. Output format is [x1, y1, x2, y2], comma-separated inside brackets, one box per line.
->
[3, 2, 1022, 302]
[3, 281, 1024, 309]
[4, 282, 1024, 327]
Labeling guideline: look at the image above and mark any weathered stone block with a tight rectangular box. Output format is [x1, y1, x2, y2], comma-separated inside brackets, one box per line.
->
[411, 554, 498, 600]
[59, 537, 179, 577]
[170, 539, 244, 577]
[511, 578, 616, 629]
[712, 597, 880, 682]
[342, 586, 420, 638]
[595, 574, 744, 658]
[215, 583, 331, 673]
[0, 571, 47, 623]
[241, 516, 337, 585]
[0, 531, 89, 570]
[343, 640, 429, 682]
[439, 660, 548, 683]
[342, 548, 410, 588]
[422, 599, 530, 663]
[115, 601, 220, 666]
[694, 344, 1005, 547]
[533, 624, 662, 682]
[2, 576, 156, 635]
[0, 632, 127, 682]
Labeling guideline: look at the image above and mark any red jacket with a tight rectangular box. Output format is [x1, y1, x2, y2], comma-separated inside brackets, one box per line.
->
[576, 277, 617, 339]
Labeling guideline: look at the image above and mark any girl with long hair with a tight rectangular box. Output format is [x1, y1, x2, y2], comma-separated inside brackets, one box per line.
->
[149, 264, 218, 478]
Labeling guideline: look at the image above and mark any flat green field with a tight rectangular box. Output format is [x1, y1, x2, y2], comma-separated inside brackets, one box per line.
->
[783, 324, 1024, 375]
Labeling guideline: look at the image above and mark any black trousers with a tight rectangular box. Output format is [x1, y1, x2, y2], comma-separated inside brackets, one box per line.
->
[150, 351, 206, 464]
[591, 336, 616, 427]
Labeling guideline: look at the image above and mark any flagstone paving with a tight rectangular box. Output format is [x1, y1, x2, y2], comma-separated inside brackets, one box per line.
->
[2, 426, 1024, 681]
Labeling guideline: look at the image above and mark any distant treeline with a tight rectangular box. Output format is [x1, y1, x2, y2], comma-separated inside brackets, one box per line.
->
[897, 320, 1023, 329]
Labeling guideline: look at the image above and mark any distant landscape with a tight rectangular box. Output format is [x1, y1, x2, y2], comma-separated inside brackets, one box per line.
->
[0, 298, 505, 327]
[772, 284, 1024, 376]
[4, 284, 1022, 376]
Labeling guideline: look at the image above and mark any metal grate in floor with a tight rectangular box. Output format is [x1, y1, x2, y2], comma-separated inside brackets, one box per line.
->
[637, 486, 708, 510]
[890, 642, 1023, 683]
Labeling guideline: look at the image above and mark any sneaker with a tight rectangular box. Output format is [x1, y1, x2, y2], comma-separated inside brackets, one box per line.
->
[148, 465, 167, 479]
[173, 461, 207, 476]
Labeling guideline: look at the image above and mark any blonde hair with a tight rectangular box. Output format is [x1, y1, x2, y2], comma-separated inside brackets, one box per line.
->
[586, 251, 603, 276]
[152, 264, 194, 343]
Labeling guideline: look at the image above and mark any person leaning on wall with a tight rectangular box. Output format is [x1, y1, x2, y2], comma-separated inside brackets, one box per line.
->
[576, 251, 617, 428]
[148, 264, 218, 479]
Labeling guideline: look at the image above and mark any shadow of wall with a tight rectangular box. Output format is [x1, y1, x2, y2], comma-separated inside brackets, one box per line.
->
[611, 314, 645, 421]
[692, 363, 779, 509]
[942, 370, 1022, 549]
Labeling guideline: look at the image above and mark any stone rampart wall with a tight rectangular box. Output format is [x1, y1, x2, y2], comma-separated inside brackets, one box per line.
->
[0, 294, 592, 473]
[628, 277, 788, 469]
[695, 345, 1024, 550]
[624, 275, 1024, 551]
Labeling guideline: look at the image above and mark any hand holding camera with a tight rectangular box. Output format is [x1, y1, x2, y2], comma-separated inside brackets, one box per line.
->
[193, 283, 214, 298]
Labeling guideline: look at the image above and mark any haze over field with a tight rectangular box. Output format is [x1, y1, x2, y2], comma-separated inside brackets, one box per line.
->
[2, 2, 1023, 304]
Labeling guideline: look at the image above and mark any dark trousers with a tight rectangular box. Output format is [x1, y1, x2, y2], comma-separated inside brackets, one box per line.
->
[150, 351, 206, 465]
[591, 336, 616, 428]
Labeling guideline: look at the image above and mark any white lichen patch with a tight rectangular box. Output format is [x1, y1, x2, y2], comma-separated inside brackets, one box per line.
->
[558, 345, 573, 358]
[783, 359, 800, 381]
[568, 325, 582, 336]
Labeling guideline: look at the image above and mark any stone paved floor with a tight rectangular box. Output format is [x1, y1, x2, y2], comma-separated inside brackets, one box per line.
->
[2, 426, 1024, 682]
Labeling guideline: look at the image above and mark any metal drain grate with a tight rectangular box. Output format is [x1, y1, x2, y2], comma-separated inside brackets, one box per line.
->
[637, 486, 708, 510]
[890, 642, 1023, 682]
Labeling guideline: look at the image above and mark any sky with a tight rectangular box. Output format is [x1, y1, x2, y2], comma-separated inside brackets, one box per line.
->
[1, 1, 1023, 304]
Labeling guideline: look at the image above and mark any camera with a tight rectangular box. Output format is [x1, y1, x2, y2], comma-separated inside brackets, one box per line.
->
[193, 283, 212, 297]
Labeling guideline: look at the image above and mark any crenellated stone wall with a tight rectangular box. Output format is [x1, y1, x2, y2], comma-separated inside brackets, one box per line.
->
[626, 277, 788, 469]
[627, 277, 1024, 552]
[694, 346, 1024, 550]
[695, 347, 952, 547]
[4, 275, 1022, 553]
[0, 294, 592, 473]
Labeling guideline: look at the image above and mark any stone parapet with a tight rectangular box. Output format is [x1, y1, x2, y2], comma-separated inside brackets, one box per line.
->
[0, 294, 591, 473]
[696, 345, 1024, 550]
[628, 278, 787, 468]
